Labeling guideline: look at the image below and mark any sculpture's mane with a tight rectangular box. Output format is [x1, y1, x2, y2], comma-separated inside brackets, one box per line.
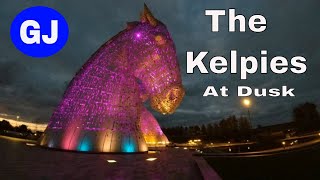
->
[71, 22, 142, 79]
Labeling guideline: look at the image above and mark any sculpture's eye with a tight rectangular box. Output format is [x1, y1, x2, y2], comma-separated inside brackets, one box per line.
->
[155, 35, 166, 45]
[169, 91, 176, 100]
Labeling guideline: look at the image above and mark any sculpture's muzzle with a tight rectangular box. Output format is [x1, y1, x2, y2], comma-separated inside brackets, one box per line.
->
[150, 85, 185, 115]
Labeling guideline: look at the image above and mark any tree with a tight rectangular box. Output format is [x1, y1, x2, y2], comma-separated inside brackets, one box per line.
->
[293, 102, 320, 131]
[218, 116, 239, 140]
[239, 116, 252, 132]
[0, 120, 13, 131]
[239, 116, 252, 138]
[16, 124, 28, 133]
[206, 123, 213, 136]
[213, 123, 220, 138]
[201, 124, 207, 135]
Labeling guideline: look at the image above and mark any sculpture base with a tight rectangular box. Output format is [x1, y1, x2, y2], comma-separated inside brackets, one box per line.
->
[39, 128, 148, 153]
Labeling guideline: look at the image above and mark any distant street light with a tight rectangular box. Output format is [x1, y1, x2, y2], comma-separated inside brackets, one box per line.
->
[242, 98, 251, 108]
[282, 141, 286, 149]
[16, 116, 20, 127]
[242, 98, 252, 124]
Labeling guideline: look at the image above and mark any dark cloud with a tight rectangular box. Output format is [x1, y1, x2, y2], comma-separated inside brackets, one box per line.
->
[0, 0, 319, 127]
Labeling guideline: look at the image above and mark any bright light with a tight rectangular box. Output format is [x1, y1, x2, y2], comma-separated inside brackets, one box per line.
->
[135, 32, 141, 38]
[183, 147, 188, 150]
[146, 158, 157, 161]
[148, 151, 158, 154]
[107, 160, 117, 163]
[26, 143, 36, 146]
[242, 98, 251, 108]
[189, 139, 201, 144]
[282, 141, 286, 145]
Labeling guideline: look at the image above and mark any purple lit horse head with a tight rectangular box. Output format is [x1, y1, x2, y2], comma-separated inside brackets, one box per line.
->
[130, 5, 185, 114]
[39, 4, 184, 153]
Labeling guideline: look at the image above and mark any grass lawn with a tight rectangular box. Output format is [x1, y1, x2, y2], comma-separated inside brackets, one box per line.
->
[205, 144, 320, 180]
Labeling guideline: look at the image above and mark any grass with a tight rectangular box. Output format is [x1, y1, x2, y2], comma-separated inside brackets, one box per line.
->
[205, 144, 320, 180]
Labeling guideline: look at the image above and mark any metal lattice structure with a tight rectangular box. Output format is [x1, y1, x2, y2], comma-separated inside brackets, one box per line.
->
[139, 107, 169, 147]
[39, 5, 185, 153]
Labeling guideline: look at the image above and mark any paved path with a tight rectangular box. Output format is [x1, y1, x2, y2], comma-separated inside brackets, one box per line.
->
[0, 136, 218, 180]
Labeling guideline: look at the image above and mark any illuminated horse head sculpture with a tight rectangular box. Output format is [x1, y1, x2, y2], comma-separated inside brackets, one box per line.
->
[39, 5, 185, 153]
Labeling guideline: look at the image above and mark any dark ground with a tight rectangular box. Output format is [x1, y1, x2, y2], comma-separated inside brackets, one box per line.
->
[0, 136, 204, 180]
[205, 143, 320, 180]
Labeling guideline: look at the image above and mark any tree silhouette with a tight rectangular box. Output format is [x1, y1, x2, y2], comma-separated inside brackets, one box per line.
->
[0, 120, 13, 131]
[293, 102, 320, 132]
[16, 124, 28, 133]
[163, 115, 253, 142]
[239, 116, 252, 139]
[201, 124, 207, 135]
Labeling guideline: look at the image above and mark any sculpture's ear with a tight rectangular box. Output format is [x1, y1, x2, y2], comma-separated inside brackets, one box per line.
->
[140, 3, 158, 27]
[126, 21, 139, 30]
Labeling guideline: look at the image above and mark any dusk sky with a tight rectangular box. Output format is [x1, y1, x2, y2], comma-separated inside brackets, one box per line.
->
[0, 0, 319, 127]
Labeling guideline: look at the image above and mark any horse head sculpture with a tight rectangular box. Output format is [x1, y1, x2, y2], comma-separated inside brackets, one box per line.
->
[39, 4, 185, 153]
